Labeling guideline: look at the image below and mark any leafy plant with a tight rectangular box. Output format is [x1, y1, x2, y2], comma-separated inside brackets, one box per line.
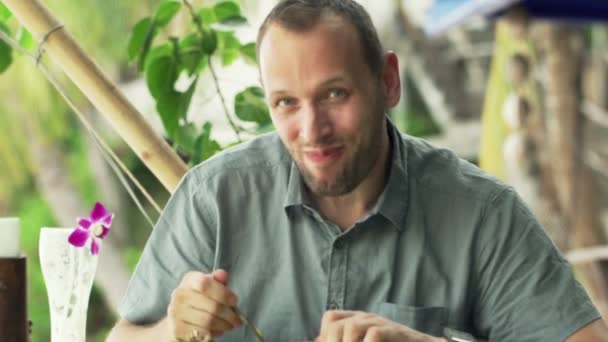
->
[127, 0, 271, 166]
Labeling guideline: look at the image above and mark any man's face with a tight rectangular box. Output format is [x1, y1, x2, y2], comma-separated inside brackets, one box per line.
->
[259, 18, 388, 197]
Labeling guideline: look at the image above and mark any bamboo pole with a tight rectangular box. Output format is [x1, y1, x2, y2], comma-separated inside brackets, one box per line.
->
[1, 0, 188, 193]
[540, 24, 608, 318]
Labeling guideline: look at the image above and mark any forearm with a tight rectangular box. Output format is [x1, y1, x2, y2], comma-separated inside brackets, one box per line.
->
[106, 318, 170, 342]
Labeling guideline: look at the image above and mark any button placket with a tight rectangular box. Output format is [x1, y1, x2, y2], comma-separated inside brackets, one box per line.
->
[326, 238, 348, 311]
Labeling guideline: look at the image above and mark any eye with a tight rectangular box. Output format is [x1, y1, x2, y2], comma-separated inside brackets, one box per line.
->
[276, 97, 296, 108]
[328, 88, 348, 99]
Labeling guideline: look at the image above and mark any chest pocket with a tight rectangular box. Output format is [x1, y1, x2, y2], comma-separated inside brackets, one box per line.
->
[373, 302, 447, 337]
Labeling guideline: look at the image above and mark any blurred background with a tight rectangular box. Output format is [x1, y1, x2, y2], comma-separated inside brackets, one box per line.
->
[0, 0, 607, 340]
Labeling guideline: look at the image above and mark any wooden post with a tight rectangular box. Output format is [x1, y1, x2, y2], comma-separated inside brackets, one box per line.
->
[1, 0, 188, 193]
[540, 24, 608, 317]
[0, 257, 28, 342]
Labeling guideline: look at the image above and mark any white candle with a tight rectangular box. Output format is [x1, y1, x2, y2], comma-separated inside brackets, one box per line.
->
[0, 217, 20, 257]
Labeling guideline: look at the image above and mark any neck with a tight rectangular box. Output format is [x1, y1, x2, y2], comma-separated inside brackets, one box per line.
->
[312, 128, 392, 231]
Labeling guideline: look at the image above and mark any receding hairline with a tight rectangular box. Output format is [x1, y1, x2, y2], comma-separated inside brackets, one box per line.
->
[255, 1, 386, 81]
[257, 11, 353, 59]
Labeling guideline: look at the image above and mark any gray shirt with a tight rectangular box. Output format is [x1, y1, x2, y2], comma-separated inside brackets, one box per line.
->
[119, 120, 600, 341]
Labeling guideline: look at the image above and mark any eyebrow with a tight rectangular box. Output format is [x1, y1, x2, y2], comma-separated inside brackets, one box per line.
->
[269, 76, 349, 97]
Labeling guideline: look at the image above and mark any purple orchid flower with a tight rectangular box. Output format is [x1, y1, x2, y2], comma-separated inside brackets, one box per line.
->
[68, 202, 113, 255]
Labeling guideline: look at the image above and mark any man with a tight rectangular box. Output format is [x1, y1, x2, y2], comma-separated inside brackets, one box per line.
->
[108, 0, 607, 341]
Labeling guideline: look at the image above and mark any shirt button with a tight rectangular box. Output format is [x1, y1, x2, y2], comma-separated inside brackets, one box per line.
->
[334, 240, 345, 250]
[327, 302, 339, 310]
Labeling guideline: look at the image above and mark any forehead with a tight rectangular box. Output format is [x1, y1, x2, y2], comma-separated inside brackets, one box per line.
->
[258, 18, 369, 90]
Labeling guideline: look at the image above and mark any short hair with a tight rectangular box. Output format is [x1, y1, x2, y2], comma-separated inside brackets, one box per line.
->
[256, 0, 385, 78]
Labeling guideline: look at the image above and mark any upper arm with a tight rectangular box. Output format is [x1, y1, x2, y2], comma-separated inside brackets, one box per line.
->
[566, 319, 608, 342]
[473, 188, 601, 340]
[118, 171, 217, 325]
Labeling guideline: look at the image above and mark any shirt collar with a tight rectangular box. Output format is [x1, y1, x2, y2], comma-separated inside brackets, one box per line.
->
[283, 117, 409, 231]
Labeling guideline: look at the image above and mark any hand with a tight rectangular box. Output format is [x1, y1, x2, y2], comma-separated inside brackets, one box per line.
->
[166, 269, 243, 340]
[315, 310, 444, 342]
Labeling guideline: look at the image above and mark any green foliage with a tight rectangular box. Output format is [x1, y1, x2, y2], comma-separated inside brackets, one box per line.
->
[240, 42, 256, 64]
[67, 134, 100, 204]
[0, 3, 11, 21]
[124, 246, 144, 272]
[154, 0, 181, 27]
[234, 86, 270, 126]
[128, 17, 156, 69]
[192, 122, 222, 165]
[395, 110, 441, 137]
[19, 196, 54, 342]
[17, 27, 35, 52]
[0, 22, 13, 74]
[201, 29, 218, 55]
[129, 0, 270, 166]
[197, 1, 247, 29]
[213, 1, 241, 22]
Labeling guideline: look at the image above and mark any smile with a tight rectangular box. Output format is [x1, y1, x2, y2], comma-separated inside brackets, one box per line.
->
[303, 146, 345, 165]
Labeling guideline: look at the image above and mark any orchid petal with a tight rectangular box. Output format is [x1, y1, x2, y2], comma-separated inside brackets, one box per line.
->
[91, 239, 100, 255]
[98, 226, 110, 239]
[90, 202, 108, 222]
[102, 214, 114, 227]
[78, 218, 92, 230]
[68, 228, 90, 247]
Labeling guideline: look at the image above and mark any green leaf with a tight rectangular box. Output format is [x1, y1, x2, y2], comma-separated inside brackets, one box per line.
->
[146, 51, 180, 138]
[180, 33, 199, 49]
[213, 16, 248, 31]
[180, 51, 206, 76]
[156, 93, 180, 138]
[217, 31, 240, 66]
[0, 3, 11, 21]
[0, 22, 13, 74]
[201, 29, 218, 55]
[179, 34, 207, 75]
[175, 122, 198, 153]
[145, 53, 178, 99]
[221, 49, 239, 66]
[219, 15, 247, 26]
[154, 0, 181, 27]
[177, 76, 198, 120]
[217, 31, 240, 50]
[256, 123, 275, 134]
[234, 86, 271, 125]
[192, 122, 221, 165]
[129, 17, 158, 71]
[17, 27, 35, 52]
[213, 1, 240, 22]
[197, 7, 217, 27]
[128, 17, 152, 61]
[146, 43, 173, 65]
[240, 42, 256, 64]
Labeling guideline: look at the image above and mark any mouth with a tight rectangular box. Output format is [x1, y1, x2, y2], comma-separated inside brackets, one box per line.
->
[303, 146, 345, 165]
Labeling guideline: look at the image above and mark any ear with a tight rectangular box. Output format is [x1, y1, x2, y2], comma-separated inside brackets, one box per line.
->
[381, 51, 401, 108]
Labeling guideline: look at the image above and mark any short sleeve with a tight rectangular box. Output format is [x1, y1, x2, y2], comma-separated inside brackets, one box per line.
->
[118, 170, 217, 325]
[473, 188, 600, 341]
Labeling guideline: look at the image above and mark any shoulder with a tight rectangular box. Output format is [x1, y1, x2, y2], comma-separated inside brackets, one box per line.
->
[183, 132, 292, 191]
[404, 134, 509, 205]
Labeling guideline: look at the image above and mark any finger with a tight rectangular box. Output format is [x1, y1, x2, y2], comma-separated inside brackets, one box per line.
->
[343, 316, 375, 342]
[192, 291, 243, 328]
[183, 272, 239, 306]
[180, 307, 233, 335]
[212, 269, 229, 285]
[169, 287, 242, 332]
[177, 319, 224, 339]
[362, 326, 386, 342]
[318, 310, 358, 341]
[326, 319, 344, 342]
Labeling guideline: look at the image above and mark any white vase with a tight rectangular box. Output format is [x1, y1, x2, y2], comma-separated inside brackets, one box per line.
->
[39, 227, 99, 342]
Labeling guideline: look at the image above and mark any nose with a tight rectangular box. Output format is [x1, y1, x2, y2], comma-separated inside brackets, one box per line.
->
[300, 103, 332, 144]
